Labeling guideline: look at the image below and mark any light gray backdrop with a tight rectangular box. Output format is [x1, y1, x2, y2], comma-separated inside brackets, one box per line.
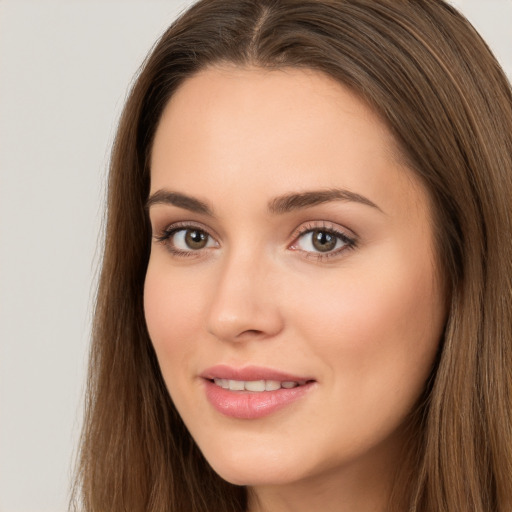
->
[0, 1, 510, 511]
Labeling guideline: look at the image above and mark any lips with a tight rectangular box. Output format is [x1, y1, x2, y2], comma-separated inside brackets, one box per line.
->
[200, 365, 316, 419]
[212, 378, 306, 391]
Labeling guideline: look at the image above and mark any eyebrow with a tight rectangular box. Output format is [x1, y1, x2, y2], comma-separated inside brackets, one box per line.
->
[146, 190, 213, 215]
[145, 187, 382, 216]
[268, 188, 382, 214]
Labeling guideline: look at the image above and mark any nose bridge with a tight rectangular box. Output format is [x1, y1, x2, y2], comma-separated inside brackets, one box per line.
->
[206, 243, 282, 342]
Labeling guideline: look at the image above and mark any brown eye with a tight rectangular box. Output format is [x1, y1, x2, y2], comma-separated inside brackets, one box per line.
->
[165, 227, 217, 252]
[294, 227, 353, 256]
[311, 230, 337, 252]
[184, 229, 209, 249]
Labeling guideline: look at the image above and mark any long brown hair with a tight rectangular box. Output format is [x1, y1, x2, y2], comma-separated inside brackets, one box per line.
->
[73, 1, 512, 510]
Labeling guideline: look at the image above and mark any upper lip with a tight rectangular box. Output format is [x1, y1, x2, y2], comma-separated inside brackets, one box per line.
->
[200, 364, 315, 382]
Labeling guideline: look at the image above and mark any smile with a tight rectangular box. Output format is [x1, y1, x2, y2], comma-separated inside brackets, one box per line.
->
[200, 365, 316, 419]
[212, 379, 307, 392]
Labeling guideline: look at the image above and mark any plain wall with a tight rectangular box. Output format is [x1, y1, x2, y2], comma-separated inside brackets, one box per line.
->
[0, 1, 510, 511]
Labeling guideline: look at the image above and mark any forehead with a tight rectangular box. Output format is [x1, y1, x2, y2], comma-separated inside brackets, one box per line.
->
[149, 66, 425, 219]
[152, 65, 401, 167]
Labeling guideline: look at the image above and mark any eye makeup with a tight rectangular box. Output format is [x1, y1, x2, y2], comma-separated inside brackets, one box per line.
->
[288, 220, 357, 261]
[153, 218, 358, 262]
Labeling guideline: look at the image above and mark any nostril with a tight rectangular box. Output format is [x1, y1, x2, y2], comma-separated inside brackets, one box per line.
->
[234, 329, 268, 341]
[206, 294, 284, 342]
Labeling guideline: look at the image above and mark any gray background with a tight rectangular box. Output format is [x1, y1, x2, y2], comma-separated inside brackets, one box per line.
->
[0, 1, 510, 511]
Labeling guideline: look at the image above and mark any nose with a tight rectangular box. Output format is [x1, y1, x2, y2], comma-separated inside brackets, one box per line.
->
[206, 250, 284, 343]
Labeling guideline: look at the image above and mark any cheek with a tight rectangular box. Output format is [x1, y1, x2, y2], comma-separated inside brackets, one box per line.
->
[143, 262, 205, 378]
[288, 250, 444, 411]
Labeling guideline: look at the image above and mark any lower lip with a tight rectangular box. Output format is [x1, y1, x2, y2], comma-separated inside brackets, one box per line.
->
[203, 379, 315, 419]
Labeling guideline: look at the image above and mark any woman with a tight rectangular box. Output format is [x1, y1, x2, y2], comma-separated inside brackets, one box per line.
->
[74, 1, 512, 511]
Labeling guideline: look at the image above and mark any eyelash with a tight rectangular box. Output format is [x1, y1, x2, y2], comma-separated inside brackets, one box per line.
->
[153, 221, 213, 259]
[153, 221, 357, 261]
[289, 221, 357, 261]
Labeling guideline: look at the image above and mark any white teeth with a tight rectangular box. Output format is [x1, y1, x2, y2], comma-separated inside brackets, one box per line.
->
[213, 378, 230, 389]
[213, 379, 302, 391]
[244, 380, 266, 392]
[229, 380, 245, 391]
[265, 380, 281, 391]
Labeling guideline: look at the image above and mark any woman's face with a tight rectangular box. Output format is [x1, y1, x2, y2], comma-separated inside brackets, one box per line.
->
[145, 67, 446, 493]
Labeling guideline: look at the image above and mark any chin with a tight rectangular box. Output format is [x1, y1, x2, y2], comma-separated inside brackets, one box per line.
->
[202, 445, 304, 487]
[212, 465, 300, 487]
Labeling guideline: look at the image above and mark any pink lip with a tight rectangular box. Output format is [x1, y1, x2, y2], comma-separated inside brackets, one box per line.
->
[200, 365, 316, 420]
[200, 364, 314, 382]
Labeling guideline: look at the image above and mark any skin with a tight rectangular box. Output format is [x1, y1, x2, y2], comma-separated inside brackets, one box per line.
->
[144, 66, 446, 512]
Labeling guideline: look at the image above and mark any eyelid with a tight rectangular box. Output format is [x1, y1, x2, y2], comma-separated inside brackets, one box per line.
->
[153, 220, 216, 240]
[153, 220, 220, 257]
[152, 219, 357, 261]
[153, 220, 220, 238]
[288, 221, 358, 260]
